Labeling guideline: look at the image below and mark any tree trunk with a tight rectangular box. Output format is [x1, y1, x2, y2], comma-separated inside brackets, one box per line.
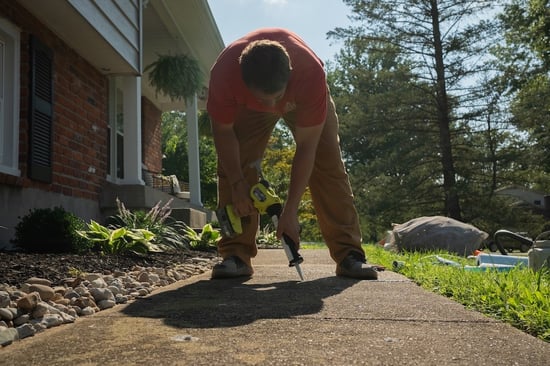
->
[430, 0, 462, 220]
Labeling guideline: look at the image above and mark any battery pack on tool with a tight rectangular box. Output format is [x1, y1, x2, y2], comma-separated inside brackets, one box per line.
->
[216, 204, 242, 238]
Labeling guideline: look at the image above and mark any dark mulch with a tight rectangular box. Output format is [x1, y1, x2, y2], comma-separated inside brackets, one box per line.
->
[0, 250, 218, 288]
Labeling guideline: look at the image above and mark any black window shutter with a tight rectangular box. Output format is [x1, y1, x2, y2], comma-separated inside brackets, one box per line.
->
[28, 35, 53, 183]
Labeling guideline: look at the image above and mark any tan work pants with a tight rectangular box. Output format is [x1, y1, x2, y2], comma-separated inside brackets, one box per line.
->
[216, 95, 364, 268]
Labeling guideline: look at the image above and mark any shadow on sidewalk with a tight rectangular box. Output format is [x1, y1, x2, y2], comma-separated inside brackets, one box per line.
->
[122, 275, 358, 328]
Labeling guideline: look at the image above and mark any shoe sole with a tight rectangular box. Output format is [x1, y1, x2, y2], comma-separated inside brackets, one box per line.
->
[336, 267, 379, 280]
[211, 267, 253, 279]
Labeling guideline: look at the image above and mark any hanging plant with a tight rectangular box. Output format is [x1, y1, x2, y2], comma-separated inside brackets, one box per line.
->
[144, 53, 203, 102]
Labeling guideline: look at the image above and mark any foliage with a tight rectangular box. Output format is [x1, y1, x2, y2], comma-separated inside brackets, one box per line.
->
[327, 41, 446, 239]
[364, 245, 550, 341]
[182, 223, 220, 252]
[256, 225, 280, 248]
[144, 53, 203, 102]
[67, 267, 87, 278]
[497, 0, 550, 79]
[12, 207, 90, 253]
[331, 0, 498, 220]
[326, 0, 549, 241]
[493, 0, 550, 178]
[262, 125, 323, 242]
[77, 220, 156, 255]
[106, 198, 190, 251]
[161, 111, 218, 209]
[510, 74, 550, 175]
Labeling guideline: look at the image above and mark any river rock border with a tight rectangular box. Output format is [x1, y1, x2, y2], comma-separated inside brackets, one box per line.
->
[0, 256, 218, 347]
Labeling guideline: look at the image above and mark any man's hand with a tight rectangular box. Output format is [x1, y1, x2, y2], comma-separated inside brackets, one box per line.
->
[276, 207, 301, 249]
[211, 119, 257, 217]
[231, 179, 256, 217]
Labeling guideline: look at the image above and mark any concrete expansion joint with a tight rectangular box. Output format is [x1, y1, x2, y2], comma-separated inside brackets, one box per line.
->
[298, 316, 498, 325]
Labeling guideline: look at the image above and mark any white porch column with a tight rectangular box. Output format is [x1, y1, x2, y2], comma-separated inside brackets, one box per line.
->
[186, 94, 202, 206]
[122, 76, 143, 185]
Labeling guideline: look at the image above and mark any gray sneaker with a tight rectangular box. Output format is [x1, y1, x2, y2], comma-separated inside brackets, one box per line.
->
[211, 256, 253, 279]
[336, 253, 379, 280]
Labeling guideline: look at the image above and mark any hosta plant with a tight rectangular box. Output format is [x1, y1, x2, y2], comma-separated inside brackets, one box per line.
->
[106, 198, 190, 251]
[77, 220, 157, 255]
[183, 223, 220, 252]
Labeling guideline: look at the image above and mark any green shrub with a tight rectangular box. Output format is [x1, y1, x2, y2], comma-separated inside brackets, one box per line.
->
[77, 220, 156, 255]
[12, 206, 90, 253]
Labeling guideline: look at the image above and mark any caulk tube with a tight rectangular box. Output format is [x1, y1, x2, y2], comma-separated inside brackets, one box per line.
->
[266, 203, 304, 280]
[282, 233, 304, 267]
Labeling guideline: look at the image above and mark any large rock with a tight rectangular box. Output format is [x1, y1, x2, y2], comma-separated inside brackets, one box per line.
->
[0, 308, 15, 321]
[25, 277, 52, 286]
[28, 284, 55, 302]
[89, 288, 115, 302]
[16, 323, 35, 339]
[16, 292, 41, 312]
[0, 327, 18, 346]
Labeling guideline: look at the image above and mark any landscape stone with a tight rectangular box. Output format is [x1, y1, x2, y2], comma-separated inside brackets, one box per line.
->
[31, 303, 49, 318]
[0, 252, 216, 348]
[16, 292, 41, 312]
[90, 277, 108, 288]
[84, 273, 103, 281]
[16, 323, 35, 339]
[0, 327, 18, 346]
[13, 314, 30, 327]
[41, 313, 63, 328]
[28, 284, 55, 302]
[63, 289, 80, 300]
[97, 299, 116, 310]
[0, 307, 14, 321]
[89, 287, 115, 302]
[114, 294, 128, 304]
[0, 291, 10, 307]
[80, 306, 95, 316]
[72, 296, 96, 309]
[25, 277, 52, 286]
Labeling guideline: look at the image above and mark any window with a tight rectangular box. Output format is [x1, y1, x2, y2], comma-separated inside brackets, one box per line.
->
[107, 77, 124, 180]
[0, 19, 20, 176]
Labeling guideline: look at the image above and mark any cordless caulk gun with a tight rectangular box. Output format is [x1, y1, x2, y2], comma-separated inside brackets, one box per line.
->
[217, 178, 304, 280]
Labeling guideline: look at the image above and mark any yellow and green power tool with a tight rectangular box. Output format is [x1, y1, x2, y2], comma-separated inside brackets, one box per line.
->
[216, 178, 304, 280]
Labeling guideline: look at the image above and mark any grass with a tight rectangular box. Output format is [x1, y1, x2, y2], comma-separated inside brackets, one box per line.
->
[301, 242, 550, 342]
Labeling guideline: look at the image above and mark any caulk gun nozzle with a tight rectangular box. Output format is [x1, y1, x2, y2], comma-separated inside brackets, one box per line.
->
[295, 263, 304, 281]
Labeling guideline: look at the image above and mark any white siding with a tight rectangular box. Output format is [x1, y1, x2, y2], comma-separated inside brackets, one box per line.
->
[69, 0, 141, 71]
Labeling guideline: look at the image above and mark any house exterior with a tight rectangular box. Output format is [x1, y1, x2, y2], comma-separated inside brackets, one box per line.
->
[495, 186, 550, 217]
[0, 0, 225, 248]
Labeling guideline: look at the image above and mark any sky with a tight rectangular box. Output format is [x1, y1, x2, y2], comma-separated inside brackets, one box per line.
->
[207, 0, 354, 63]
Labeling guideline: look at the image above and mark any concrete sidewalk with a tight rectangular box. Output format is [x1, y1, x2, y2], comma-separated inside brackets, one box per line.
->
[2, 249, 549, 365]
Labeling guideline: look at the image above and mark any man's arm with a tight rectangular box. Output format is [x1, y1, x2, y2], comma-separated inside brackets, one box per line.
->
[277, 122, 325, 244]
[211, 120, 256, 217]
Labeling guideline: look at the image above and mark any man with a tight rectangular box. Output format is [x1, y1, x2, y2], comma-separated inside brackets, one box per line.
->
[206, 28, 379, 280]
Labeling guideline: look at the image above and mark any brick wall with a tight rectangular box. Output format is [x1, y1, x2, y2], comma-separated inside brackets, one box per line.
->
[0, 0, 108, 201]
[141, 97, 163, 174]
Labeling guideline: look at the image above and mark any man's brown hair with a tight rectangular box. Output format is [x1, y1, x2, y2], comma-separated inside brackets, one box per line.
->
[239, 39, 292, 93]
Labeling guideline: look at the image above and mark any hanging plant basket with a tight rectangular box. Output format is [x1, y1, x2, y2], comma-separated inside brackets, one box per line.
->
[144, 53, 203, 102]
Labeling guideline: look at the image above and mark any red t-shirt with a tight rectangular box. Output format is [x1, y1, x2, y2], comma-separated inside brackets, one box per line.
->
[207, 28, 327, 127]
